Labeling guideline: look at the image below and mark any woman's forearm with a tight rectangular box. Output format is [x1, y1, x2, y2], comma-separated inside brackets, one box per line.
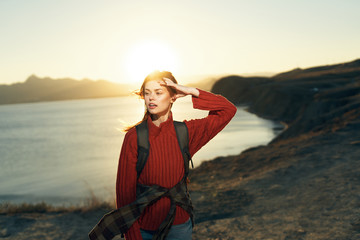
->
[188, 86, 200, 97]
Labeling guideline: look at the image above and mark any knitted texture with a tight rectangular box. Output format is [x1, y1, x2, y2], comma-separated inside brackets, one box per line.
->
[116, 89, 237, 239]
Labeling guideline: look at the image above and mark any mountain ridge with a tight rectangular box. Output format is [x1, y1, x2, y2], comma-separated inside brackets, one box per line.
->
[0, 75, 133, 105]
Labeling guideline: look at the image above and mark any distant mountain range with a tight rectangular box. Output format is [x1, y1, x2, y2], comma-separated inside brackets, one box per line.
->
[0, 75, 134, 105]
[2, 59, 359, 106]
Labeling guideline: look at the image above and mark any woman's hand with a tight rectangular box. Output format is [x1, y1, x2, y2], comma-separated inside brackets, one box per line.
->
[160, 78, 200, 99]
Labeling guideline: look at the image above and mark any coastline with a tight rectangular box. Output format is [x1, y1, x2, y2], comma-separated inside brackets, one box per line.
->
[1, 124, 359, 239]
[1, 60, 360, 239]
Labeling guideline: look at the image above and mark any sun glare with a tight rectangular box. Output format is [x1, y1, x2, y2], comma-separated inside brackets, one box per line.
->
[125, 40, 179, 83]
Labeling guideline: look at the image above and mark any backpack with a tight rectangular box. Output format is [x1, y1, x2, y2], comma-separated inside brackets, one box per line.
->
[89, 121, 195, 240]
[135, 120, 194, 180]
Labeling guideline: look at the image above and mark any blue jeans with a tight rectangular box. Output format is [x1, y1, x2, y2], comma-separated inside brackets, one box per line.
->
[140, 218, 192, 240]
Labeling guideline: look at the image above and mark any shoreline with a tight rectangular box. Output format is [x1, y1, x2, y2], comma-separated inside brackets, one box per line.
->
[2, 122, 359, 239]
[2, 59, 360, 239]
[0, 102, 278, 205]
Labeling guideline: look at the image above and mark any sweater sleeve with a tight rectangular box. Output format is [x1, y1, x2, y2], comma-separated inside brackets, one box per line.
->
[116, 128, 142, 240]
[185, 89, 237, 157]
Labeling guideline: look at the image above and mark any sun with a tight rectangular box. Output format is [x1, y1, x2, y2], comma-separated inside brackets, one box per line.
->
[125, 40, 179, 83]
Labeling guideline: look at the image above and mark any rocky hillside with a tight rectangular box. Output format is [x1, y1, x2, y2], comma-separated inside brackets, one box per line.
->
[212, 59, 360, 140]
[187, 59, 360, 239]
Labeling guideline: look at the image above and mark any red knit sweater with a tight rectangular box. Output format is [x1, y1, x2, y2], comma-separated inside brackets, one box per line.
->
[116, 89, 237, 239]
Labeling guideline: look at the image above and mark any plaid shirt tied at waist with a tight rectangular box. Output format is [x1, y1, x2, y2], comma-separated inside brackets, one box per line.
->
[89, 178, 194, 240]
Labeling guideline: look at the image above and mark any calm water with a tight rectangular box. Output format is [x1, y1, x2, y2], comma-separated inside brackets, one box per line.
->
[0, 96, 282, 205]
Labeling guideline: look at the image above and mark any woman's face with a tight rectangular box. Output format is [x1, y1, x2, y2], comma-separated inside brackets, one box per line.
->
[144, 80, 174, 117]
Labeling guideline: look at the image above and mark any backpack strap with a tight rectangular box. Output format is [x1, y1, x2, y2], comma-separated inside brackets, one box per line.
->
[135, 120, 193, 180]
[173, 121, 194, 177]
[135, 121, 150, 179]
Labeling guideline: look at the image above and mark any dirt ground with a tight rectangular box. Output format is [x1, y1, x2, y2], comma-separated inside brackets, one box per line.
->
[190, 124, 360, 240]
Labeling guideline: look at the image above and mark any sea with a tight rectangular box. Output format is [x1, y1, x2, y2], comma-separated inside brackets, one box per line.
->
[0, 96, 282, 206]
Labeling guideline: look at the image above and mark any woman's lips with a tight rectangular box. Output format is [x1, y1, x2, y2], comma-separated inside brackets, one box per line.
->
[149, 103, 157, 109]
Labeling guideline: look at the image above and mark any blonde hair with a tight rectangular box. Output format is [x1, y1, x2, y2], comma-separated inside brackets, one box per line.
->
[123, 70, 178, 132]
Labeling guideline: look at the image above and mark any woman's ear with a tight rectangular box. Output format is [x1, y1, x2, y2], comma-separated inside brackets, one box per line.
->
[171, 96, 177, 103]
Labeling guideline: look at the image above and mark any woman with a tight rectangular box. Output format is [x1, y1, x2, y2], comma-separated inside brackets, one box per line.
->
[117, 70, 237, 239]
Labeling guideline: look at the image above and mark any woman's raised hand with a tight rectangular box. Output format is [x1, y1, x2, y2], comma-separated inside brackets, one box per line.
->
[161, 78, 200, 99]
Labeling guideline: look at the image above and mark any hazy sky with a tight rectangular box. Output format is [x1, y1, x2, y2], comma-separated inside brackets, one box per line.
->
[1, 0, 360, 84]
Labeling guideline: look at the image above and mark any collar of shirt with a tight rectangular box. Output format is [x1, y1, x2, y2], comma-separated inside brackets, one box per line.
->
[146, 112, 176, 139]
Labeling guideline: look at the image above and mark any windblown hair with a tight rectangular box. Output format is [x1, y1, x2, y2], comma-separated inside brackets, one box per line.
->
[123, 70, 178, 132]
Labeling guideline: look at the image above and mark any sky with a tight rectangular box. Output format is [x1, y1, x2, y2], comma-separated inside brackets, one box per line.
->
[1, 0, 360, 85]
